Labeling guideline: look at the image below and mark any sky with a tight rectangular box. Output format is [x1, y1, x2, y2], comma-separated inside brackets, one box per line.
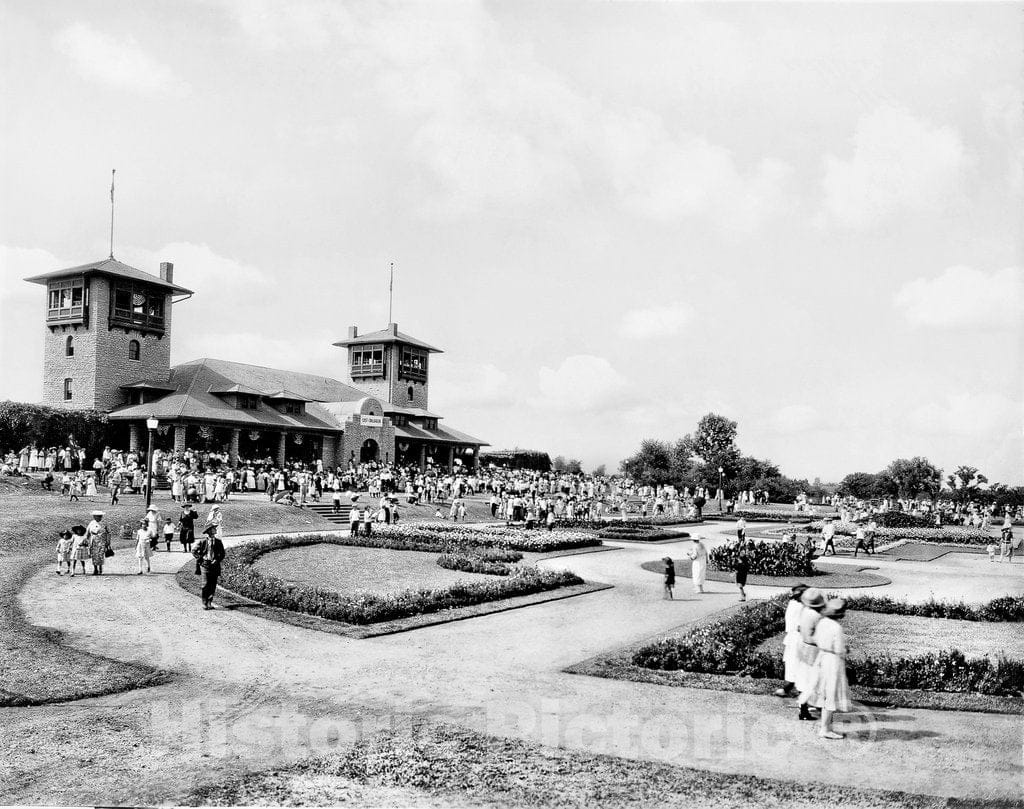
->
[0, 1, 1022, 484]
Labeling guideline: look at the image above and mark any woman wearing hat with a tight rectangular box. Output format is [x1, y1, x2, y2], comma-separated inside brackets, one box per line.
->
[662, 557, 675, 600]
[775, 583, 808, 697]
[86, 510, 111, 575]
[205, 504, 223, 540]
[687, 536, 708, 594]
[135, 518, 153, 574]
[808, 598, 852, 739]
[795, 587, 826, 721]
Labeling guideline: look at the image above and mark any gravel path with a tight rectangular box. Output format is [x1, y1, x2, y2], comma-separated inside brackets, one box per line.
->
[8, 521, 1023, 804]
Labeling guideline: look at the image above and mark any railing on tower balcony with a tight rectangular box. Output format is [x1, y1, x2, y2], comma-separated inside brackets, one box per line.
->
[350, 362, 386, 379]
[47, 303, 87, 324]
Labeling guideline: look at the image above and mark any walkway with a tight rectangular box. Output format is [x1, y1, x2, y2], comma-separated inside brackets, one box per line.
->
[10, 521, 1023, 804]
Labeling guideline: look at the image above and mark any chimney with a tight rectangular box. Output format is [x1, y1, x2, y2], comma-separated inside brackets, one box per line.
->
[159, 262, 174, 283]
[389, 322, 398, 336]
[347, 326, 358, 339]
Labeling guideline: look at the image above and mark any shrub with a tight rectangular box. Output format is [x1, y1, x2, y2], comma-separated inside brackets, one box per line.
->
[877, 512, 934, 529]
[436, 554, 512, 576]
[632, 595, 1024, 696]
[709, 540, 815, 577]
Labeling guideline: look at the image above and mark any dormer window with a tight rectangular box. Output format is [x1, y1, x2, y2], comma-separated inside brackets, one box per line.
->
[237, 395, 259, 410]
[423, 417, 437, 430]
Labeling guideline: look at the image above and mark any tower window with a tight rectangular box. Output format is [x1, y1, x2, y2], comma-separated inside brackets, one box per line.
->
[398, 346, 428, 381]
[128, 340, 141, 361]
[65, 336, 74, 357]
[407, 385, 415, 402]
[63, 378, 72, 400]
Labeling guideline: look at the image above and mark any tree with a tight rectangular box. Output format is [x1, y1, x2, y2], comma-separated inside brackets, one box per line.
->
[619, 439, 675, 486]
[591, 464, 607, 477]
[839, 472, 886, 500]
[678, 413, 741, 491]
[881, 457, 943, 500]
[946, 465, 988, 504]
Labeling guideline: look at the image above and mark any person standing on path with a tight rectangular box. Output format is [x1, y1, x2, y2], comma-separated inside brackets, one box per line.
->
[775, 583, 808, 697]
[796, 587, 826, 721]
[205, 504, 223, 539]
[179, 503, 197, 553]
[662, 557, 675, 600]
[734, 542, 750, 602]
[736, 517, 747, 542]
[808, 598, 852, 740]
[852, 524, 869, 558]
[135, 519, 153, 574]
[86, 510, 111, 575]
[687, 536, 708, 594]
[56, 530, 74, 575]
[146, 506, 160, 550]
[193, 524, 225, 609]
[821, 518, 837, 556]
[69, 524, 89, 577]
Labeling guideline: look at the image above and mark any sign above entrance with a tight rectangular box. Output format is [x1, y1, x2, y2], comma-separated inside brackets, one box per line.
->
[360, 415, 384, 428]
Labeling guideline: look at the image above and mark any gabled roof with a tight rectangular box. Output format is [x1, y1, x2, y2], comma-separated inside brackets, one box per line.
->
[24, 257, 193, 295]
[188, 359, 367, 403]
[332, 323, 442, 353]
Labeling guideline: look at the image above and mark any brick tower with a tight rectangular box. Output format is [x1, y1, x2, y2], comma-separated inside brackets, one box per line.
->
[333, 323, 442, 410]
[24, 258, 192, 411]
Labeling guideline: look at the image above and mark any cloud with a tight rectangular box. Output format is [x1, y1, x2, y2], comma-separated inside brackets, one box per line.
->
[769, 405, 823, 435]
[429, 359, 513, 409]
[894, 266, 1023, 329]
[619, 303, 693, 339]
[822, 105, 968, 228]
[53, 22, 190, 96]
[530, 355, 632, 414]
[908, 393, 1021, 438]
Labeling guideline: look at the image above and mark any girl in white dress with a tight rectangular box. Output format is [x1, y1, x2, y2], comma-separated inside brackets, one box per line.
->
[809, 598, 852, 739]
[775, 583, 808, 697]
[687, 537, 708, 593]
[85, 474, 98, 498]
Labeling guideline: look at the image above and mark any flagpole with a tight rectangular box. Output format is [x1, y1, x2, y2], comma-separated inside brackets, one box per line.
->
[109, 169, 116, 259]
[388, 261, 394, 323]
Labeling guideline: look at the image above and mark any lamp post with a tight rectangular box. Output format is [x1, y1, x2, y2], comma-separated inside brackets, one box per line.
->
[718, 466, 724, 512]
[145, 416, 159, 509]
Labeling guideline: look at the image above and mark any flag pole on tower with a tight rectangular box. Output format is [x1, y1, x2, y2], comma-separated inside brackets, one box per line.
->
[388, 261, 394, 323]
[109, 169, 116, 259]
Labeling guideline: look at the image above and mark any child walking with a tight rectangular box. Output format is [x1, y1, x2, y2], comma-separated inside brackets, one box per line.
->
[662, 557, 675, 600]
[56, 530, 74, 575]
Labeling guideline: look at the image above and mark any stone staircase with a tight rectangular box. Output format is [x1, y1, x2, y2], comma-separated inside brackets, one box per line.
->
[303, 501, 354, 526]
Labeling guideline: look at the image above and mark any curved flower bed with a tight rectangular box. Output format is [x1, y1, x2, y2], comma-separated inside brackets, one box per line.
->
[631, 595, 1024, 696]
[709, 540, 815, 577]
[807, 520, 992, 544]
[384, 523, 600, 553]
[219, 533, 584, 625]
[596, 525, 691, 541]
[714, 508, 819, 523]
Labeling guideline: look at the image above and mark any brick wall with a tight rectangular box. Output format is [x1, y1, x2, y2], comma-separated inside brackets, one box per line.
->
[342, 344, 430, 410]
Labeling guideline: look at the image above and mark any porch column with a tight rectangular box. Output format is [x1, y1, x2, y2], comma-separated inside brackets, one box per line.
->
[320, 434, 336, 470]
[173, 424, 187, 454]
[447, 446, 455, 471]
[277, 432, 288, 467]
[129, 423, 142, 453]
[229, 428, 241, 468]
[419, 444, 426, 472]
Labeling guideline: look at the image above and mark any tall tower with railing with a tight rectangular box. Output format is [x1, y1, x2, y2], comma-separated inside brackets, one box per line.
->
[333, 323, 442, 411]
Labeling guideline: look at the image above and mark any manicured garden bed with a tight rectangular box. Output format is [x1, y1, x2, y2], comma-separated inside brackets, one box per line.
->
[638, 559, 889, 589]
[805, 520, 993, 544]
[596, 524, 691, 542]
[709, 539, 814, 576]
[219, 532, 587, 625]
[629, 594, 1024, 702]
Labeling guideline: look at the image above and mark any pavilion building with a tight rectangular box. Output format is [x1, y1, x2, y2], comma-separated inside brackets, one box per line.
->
[24, 257, 486, 469]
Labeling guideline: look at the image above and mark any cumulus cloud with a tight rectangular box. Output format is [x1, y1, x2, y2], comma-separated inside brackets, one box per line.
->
[619, 303, 694, 340]
[908, 393, 1021, 438]
[822, 105, 968, 228]
[769, 405, 823, 435]
[530, 355, 632, 414]
[53, 22, 190, 96]
[429, 359, 514, 409]
[894, 266, 1023, 329]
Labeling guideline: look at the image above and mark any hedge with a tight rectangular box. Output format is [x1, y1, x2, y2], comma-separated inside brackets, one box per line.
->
[839, 594, 1024, 622]
[436, 548, 523, 576]
[596, 525, 691, 541]
[709, 540, 815, 577]
[219, 534, 583, 625]
[0, 401, 113, 461]
[632, 595, 1024, 696]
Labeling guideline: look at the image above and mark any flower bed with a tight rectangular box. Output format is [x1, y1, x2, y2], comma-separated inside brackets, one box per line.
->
[709, 540, 815, 577]
[716, 508, 819, 523]
[220, 534, 584, 625]
[631, 595, 1024, 696]
[840, 594, 1024, 622]
[596, 525, 691, 541]
[436, 548, 523, 576]
[806, 521, 992, 544]
[383, 523, 600, 553]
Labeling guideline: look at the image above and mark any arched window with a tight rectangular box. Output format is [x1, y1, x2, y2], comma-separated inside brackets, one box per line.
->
[63, 378, 72, 400]
[65, 336, 74, 357]
[128, 339, 140, 361]
[407, 385, 415, 402]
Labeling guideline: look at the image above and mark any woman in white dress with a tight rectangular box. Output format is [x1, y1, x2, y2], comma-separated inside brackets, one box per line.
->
[687, 537, 708, 594]
[809, 598, 852, 739]
[135, 519, 153, 574]
[85, 474, 98, 498]
[796, 587, 826, 720]
[775, 583, 808, 697]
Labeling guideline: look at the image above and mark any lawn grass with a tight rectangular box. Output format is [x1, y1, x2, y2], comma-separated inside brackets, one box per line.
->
[0, 482, 337, 707]
[183, 721, 960, 809]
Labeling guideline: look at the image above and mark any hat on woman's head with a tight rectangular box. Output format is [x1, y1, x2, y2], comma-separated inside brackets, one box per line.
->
[822, 597, 846, 618]
[662, 556, 673, 563]
[146, 506, 157, 513]
[90, 510, 105, 517]
[202, 524, 218, 536]
[790, 583, 808, 596]
[800, 587, 826, 609]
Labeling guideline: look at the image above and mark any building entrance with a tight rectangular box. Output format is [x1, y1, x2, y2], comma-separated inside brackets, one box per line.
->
[360, 438, 379, 464]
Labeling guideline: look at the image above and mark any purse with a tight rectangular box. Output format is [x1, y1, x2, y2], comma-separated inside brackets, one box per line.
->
[105, 547, 114, 558]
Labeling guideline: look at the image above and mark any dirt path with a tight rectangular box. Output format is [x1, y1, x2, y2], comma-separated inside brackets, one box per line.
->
[7, 522, 1023, 804]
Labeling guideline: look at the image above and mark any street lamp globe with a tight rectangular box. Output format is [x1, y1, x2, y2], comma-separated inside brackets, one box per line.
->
[146, 416, 159, 431]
